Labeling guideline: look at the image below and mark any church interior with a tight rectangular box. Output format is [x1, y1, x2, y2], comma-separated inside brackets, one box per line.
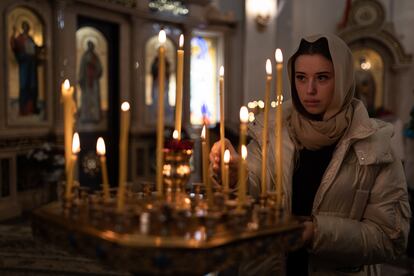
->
[1, 0, 414, 275]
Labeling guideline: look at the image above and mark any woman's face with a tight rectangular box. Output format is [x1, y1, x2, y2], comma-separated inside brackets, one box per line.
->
[294, 54, 335, 116]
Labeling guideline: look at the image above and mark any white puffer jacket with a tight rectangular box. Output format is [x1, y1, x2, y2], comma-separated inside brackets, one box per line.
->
[246, 99, 411, 275]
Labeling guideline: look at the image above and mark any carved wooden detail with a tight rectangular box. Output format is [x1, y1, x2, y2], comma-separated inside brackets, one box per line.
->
[338, 0, 412, 68]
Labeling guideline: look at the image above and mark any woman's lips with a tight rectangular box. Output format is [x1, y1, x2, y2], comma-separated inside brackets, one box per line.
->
[304, 100, 320, 106]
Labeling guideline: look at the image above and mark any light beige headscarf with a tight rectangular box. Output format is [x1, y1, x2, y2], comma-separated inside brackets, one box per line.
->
[287, 34, 355, 150]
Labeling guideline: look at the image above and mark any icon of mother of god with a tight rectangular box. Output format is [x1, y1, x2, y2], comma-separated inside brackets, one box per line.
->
[78, 40, 103, 123]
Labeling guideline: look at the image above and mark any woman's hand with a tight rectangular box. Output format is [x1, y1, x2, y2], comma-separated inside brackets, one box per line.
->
[302, 220, 314, 247]
[209, 138, 240, 188]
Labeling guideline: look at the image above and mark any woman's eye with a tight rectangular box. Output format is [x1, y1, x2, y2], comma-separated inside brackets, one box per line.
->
[295, 75, 306, 81]
[317, 75, 329, 81]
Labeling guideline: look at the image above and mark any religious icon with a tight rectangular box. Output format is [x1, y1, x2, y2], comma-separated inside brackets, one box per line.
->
[78, 41, 103, 123]
[145, 34, 176, 126]
[76, 26, 108, 132]
[7, 7, 46, 122]
[150, 54, 174, 123]
[10, 20, 44, 116]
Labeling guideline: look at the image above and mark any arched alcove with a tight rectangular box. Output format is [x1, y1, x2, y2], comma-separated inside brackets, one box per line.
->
[338, 0, 412, 114]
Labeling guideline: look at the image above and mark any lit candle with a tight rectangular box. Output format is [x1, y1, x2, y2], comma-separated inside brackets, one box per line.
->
[239, 106, 249, 150]
[117, 101, 130, 211]
[274, 48, 283, 207]
[201, 125, 213, 208]
[61, 80, 75, 179]
[97, 137, 110, 203]
[156, 30, 166, 197]
[261, 59, 272, 196]
[238, 145, 247, 209]
[219, 66, 225, 186]
[223, 149, 230, 193]
[173, 129, 179, 140]
[65, 132, 80, 200]
[175, 34, 184, 140]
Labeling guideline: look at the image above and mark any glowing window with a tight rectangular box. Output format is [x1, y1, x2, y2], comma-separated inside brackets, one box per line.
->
[190, 32, 223, 126]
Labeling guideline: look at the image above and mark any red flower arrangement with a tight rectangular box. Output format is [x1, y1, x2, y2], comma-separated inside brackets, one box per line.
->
[164, 139, 194, 151]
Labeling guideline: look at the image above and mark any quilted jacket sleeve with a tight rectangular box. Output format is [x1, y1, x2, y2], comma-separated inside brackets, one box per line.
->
[246, 137, 264, 199]
[311, 159, 411, 266]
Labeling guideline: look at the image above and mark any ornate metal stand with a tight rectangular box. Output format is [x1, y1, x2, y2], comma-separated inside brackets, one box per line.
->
[32, 142, 303, 275]
[32, 201, 303, 275]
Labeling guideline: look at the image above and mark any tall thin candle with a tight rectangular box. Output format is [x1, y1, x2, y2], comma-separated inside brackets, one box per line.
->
[66, 132, 80, 200]
[261, 59, 272, 196]
[61, 80, 75, 179]
[239, 106, 249, 150]
[201, 126, 213, 208]
[219, 66, 225, 186]
[238, 145, 247, 209]
[223, 149, 230, 194]
[97, 137, 110, 203]
[274, 48, 283, 207]
[156, 30, 166, 197]
[175, 34, 184, 140]
[117, 102, 131, 211]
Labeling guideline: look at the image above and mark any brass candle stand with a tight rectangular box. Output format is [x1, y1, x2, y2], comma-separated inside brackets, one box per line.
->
[32, 141, 303, 275]
[162, 147, 192, 208]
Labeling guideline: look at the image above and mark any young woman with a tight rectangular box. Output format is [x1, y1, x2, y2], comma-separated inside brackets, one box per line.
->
[210, 34, 410, 275]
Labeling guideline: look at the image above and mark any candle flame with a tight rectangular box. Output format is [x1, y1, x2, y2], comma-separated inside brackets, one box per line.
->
[275, 48, 283, 63]
[224, 149, 230, 164]
[247, 101, 257, 109]
[63, 79, 70, 90]
[201, 125, 206, 139]
[241, 145, 247, 160]
[121, 101, 130, 111]
[219, 66, 224, 77]
[72, 132, 80, 154]
[96, 137, 106, 156]
[158, 30, 166, 44]
[248, 112, 255, 122]
[258, 100, 265, 109]
[240, 106, 249, 123]
[266, 59, 272, 75]
[179, 34, 184, 48]
[173, 130, 179, 139]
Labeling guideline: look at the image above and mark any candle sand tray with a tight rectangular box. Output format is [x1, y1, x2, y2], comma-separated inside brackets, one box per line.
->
[32, 201, 303, 275]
